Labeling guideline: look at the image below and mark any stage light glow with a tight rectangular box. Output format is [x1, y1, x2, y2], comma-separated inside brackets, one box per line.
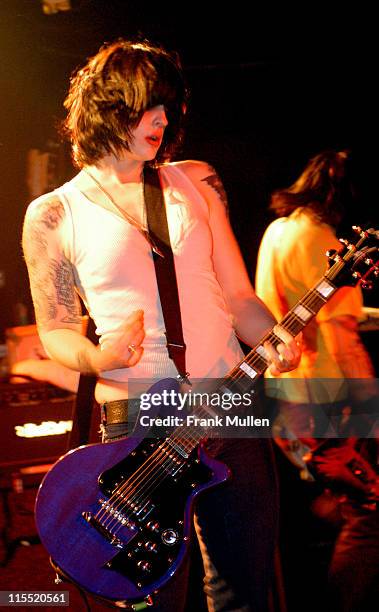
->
[15, 420, 73, 438]
[41, 0, 71, 15]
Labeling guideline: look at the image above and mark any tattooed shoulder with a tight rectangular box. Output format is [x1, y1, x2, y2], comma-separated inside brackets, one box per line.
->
[26, 195, 65, 231]
[23, 195, 65, 264]
[200, 166, 228, 211]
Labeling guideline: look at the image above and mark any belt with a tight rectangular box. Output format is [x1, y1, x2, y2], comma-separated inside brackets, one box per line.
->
[102, 399, 128, 425]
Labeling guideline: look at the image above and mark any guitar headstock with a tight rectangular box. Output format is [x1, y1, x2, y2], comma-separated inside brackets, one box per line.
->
[326, 226, 379, 289]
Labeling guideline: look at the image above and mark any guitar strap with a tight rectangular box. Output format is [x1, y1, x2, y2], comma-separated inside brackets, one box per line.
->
[66, 314, 98, 450]
[144, 166, 190, 384]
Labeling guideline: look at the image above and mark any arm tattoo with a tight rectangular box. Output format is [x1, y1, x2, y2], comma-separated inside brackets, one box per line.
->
[40, 199, 64, 229]
[201, 168, 229, 212]
[50, 258, 82, 324]
[24, 196, 81, 327]
[32, 281, 58, 325]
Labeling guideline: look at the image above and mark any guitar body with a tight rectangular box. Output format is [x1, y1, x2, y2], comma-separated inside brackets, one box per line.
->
[35, 390, 230, 605]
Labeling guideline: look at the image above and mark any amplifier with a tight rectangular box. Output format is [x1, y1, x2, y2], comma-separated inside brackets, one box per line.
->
[0, 378, 71, 406]
[0, 380, 99, 472]
[5, 324, 47, 367]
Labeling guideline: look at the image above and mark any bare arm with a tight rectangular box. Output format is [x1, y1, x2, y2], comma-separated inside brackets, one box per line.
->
[181, 161, 301, 373]
[22, 195, 144, 375]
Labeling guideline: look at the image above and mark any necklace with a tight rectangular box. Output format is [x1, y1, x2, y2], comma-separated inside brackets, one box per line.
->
[83, 168, 164, 257]
[83, 168, 146, 230]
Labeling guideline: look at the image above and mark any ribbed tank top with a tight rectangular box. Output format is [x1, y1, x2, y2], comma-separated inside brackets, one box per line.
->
[56, 163, 243, 383]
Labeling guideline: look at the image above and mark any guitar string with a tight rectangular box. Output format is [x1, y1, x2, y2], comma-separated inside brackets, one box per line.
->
[107, 430, 205, 522]
[229, 291, 326, 380]
[96, 441, 180, 526]
[95, 240, 367, 530]
[102, 424, 210, 530]
[227, 259, 346, 386]
[103, 306, 355, 534]
[98, 279, 341, 530]
[97, 435, 204, 531]
[102, 327, 295, 529]
[107, 434, 213, 535]
[101, 250, 376, 533]
[97, 421, 204, 524]
[233, 265, 346, 378]
[108, 401, 214, 515]
[98, 260, 349, 530]
[99, 442, 185, 527]
[105, 247, 377, 531]
[100, 284, 336, 530]
[104, 446, 208, 536]
[99, 420, 214, 532]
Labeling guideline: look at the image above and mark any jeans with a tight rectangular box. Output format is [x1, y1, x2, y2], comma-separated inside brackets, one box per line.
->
[101, 410, 279, 611]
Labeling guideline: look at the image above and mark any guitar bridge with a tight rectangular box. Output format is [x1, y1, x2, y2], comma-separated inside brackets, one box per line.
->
[82, 509, 136, 549]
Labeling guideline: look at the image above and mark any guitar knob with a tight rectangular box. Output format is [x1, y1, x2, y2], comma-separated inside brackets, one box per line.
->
[146, 521, 160, 533]
[326, 249, 337, 257]
[137, 560, 152, 573]
[161, 529, 178, 546]
[144, 540, 158, 553]
[361, 280, 373, 290]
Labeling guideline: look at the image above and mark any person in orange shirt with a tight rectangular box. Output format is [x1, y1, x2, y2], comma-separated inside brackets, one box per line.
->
[256, 150, 379, 611]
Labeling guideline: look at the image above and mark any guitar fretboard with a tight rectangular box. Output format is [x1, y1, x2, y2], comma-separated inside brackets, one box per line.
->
[165, 237, 369, 459]
[168, 275, 340, 458]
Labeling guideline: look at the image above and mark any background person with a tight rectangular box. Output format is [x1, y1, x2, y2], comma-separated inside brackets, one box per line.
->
[255, 149, 379, 611]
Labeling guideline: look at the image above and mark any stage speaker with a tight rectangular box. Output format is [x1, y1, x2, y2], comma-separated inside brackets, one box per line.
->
[0, 379, 100, 474]
[0, 379, 100, 566]
[5, 324, 48, 368]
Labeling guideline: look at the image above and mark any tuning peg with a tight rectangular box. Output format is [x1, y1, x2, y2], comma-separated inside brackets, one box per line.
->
[352, 271, 362, 280]
[339, 238, 354, 250]
[361, 280, 373, 290]
[365, 258, 374, 266]
[326, 249, 338, 260]
[352, 225, 363, 235]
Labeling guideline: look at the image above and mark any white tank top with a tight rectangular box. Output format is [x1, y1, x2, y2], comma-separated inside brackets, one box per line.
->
[57, 163, 243, 383]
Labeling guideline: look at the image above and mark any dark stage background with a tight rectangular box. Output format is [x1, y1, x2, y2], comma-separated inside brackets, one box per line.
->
[0, 0, 377, 339]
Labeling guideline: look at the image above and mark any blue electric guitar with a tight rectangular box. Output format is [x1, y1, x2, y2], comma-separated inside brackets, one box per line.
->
[35, 227, 378, 609]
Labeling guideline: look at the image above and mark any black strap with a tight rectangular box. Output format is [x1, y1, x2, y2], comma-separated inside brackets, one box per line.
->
[67, 315, 97, 450]
[144, 166, 189, 383]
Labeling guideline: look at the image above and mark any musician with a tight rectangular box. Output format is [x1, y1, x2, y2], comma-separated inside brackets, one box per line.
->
[22, 39, 301, 611]
[255, 149, 379, 611]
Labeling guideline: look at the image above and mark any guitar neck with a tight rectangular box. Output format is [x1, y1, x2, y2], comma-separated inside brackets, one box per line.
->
[167, 272, 341, 458]
[166, 241, 370, 458]
[229, 274, 338, 384]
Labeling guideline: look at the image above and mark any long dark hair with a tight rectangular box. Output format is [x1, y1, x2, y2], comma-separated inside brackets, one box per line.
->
[270, 150, 352, 227]
[63, 39, 189, 167]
